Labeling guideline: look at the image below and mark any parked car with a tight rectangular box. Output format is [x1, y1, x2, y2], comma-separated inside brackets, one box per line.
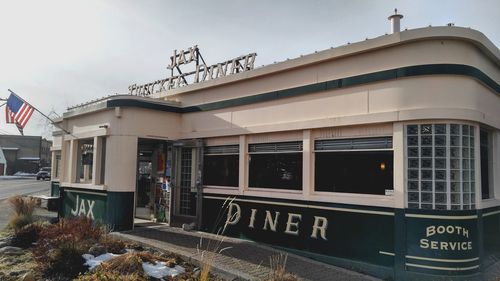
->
[36, 167, 51, 180]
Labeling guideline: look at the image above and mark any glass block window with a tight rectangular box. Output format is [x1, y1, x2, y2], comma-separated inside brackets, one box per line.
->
[406, 124, 475, 210]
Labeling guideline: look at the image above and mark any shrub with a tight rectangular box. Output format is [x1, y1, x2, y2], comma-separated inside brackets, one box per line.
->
[7, 196, 37, 231]
[33, 217, 105, 278]
[99, 236, 126, 254]
[45, 242, 87, 278]
[10, 223, 43, 248]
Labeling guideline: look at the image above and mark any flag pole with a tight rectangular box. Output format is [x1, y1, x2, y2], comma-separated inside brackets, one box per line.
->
[7, 89, 72, 135]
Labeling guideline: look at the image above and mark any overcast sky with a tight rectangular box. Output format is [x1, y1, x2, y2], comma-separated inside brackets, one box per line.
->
[0, 0, 498, 139]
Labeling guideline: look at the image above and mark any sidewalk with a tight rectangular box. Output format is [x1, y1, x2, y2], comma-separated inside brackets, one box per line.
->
[112, 225, 380, 281]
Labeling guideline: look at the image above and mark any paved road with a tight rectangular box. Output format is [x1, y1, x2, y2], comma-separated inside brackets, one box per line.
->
[0, 179, 52, 230]
[0, 179, 50, 201]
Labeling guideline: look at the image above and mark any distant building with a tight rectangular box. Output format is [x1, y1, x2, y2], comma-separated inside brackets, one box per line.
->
[0, 135, 52, 174]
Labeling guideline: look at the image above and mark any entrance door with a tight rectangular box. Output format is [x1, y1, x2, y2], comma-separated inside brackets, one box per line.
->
[171, 140, 203, 227]
[136, 139, 171, 223]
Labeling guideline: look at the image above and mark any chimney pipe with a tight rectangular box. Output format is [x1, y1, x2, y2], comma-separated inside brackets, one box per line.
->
[388, 8, 403, 34]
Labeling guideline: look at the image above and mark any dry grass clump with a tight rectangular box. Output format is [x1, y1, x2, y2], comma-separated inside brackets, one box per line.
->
[80, 252, 178, 281]
[7, 196, 37, 231]
[33, 217, 105, 279]
[99, 236, 126, 254]
[265, 253, 298, 281]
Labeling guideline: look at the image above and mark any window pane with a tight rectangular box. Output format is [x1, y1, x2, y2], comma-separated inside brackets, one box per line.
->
[480, 129, 491, 199]
[250, 153, 302, 190]
[203, 155, 239, 187]
[435, 135, 446, 146]
[408, 158, 419, 168]
[76, 139, 94, 183]
[435, 124, 446, 134]
[315, 151, 393, 195]
[407, 125, 418, 135]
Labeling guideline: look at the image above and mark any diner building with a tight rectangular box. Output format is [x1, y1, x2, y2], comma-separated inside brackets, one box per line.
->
[50, 15, 500, 280]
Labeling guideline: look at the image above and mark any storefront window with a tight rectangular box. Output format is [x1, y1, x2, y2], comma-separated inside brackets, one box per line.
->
[406, 124, 475, 210]
[54, 151, 61, 179]
[314, 137, 393, 195]
[249, 141, 302, 190]
[203, 145, 239, 187]
[76, 139, 94, 183]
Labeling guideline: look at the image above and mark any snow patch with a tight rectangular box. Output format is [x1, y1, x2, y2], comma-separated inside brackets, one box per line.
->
[82, 252, 186, 278]
[143, 262, 185, 278]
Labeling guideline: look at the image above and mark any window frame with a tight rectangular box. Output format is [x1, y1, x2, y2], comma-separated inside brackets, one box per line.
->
[203, 145, 240, 188]
[248, 141, 303, 191]
[313, 136, 394, 196]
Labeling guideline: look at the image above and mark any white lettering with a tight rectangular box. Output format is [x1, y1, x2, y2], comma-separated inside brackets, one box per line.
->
[284, 213, 301, 235]
[78, 197, 87, 216]
[311, 216, 328, 240]
[420, 239, 429, 249]
[248, 209, 257, 228]
[263, 211, 280, 232]
[70, 195, 79, 216]
[86, 200, 95, 219]
[226, 203, 241, 225]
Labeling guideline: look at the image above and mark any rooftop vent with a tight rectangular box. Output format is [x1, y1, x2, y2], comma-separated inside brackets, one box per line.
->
[388, 9, 404, 34]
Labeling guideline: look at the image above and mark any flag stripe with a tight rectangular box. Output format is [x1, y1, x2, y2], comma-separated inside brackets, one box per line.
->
[19, 108, 34, 128]
[16, 104, 30, 125]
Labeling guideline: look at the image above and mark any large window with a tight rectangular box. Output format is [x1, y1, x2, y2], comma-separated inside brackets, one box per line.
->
[406, 124, 475, 210]
[314, 137, 393, 195]
[249, 142, 302, 190]
[480, 129, 493, 199]
[76, 139, 94, 183]
[203, 145, 239, 187]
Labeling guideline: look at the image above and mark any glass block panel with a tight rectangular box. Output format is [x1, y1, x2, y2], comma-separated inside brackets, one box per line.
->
[470, 137, 474, 146]
[435, 147, 446, 157]
[462, 125, 470, 136]
[462, 159, 469, 169]
[408, 192, 419, 202]
[407, 125, 418, 135]
[408, 136, 419, 146]
[409, 147, 419, 157]
[462, 136, 469, 146]
[408, 181, 419, 191]
[435, 193, 446, 204]
[451, 159, 460, 169]
[451, 147, 460, 158]
[450, 170, 460, 181]
[422, 170, 432, 180]
[435, 170, 446, 180]
[421, 147, 432, 157]
[421, 158, 432, 168]
[421, 124, 432, 134]
[408, 203, 419, 209]
[462, 148, 470, 159]
[462, 171, 470, 181]
[409, 170, 419, 179]
[435, 158, 446, 169]
[421, 181, 432, 191]
[463, 193, 470, 204]
[435, 135, 446, 146]
[435, 181, 446, 192]
[435, 124, 446, 134]
[421, 136, 432, 146]
[450, 124, 460, 135]
[451, 182, 460, 192]
[422, 193, 432, 203]
[408, 158, 419, 168]
[450, 136, 460, 146]
[451, 193, 461, 204]
[463, 182, 470, 192]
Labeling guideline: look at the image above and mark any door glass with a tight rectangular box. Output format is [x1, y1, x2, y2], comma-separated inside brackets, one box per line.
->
[180, 148, 197, 216]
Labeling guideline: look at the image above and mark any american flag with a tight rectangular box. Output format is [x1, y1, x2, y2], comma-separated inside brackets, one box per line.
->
[5, 94, 35, 135]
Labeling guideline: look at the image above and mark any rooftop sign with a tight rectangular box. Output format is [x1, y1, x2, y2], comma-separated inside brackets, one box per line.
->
[128, 45, 257, 96]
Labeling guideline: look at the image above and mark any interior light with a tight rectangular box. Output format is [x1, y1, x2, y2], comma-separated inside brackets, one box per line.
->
[380, 162, 386, 171]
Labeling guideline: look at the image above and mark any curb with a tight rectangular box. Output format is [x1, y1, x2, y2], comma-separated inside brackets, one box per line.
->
[111, 232, 254, 281]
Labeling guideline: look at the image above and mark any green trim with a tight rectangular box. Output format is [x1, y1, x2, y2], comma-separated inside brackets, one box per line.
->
[104, 64, 499, 114]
